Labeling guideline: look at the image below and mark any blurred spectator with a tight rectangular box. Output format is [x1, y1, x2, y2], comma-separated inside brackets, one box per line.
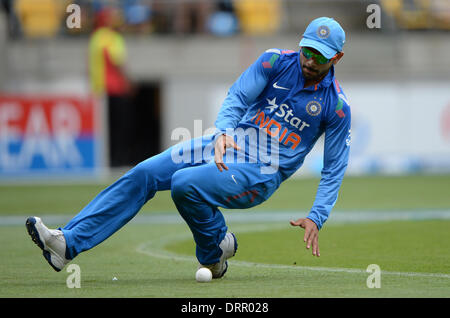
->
[88, 7, 136, 167]
[89, 7, 131, 95]
[1, 0, 20, 38]
[381, 0, 450, 30]
[14, 0, 68, 38]
[173, 0, 214, 35]
[4, 0, 450, 39]
[430, 0, 450, 30]
[0, 0, 10, 12]
[207, 0, 239, 36]
[121, 0, 153, 34]
[150, 0, 172, 34]
[92, 0, 107, 13]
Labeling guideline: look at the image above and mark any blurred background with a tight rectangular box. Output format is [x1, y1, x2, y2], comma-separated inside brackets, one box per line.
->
[0, 0, 449, 181]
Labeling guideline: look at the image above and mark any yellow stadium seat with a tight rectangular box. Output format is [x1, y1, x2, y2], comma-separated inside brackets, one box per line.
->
[234, 0, 281, 35]
[15, 0, 68, 38]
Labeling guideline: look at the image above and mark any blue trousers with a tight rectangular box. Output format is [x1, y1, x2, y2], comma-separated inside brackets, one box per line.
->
[61, 135, 281, 265]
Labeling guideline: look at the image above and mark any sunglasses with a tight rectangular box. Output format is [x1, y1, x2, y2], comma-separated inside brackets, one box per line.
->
[301, 47, 338, 65]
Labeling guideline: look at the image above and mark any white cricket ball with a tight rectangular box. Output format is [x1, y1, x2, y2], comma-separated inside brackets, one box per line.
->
[195, 267, 212, 283]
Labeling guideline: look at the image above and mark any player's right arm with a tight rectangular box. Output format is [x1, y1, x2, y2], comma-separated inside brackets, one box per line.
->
[214, 49, 281, 171]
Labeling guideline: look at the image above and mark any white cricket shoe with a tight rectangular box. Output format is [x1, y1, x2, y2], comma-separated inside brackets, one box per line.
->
[199, 232, 238, 279]
[25, 216, 70, 272]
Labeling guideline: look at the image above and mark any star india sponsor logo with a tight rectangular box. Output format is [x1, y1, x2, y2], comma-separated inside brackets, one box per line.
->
[246, 97, 311, 153]
[170, 120, 279, 175]
[264, 97, 311, 132]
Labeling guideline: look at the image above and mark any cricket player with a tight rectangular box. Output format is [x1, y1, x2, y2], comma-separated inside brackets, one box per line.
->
[26, 17, 351, 279]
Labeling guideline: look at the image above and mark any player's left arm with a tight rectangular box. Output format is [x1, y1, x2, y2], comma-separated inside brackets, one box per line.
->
[291, 96, 351, 257]
[214, 49, 279, 134]
[214, 49, 281, 171]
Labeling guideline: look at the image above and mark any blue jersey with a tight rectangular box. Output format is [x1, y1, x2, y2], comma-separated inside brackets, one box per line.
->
[214, 48, 351, 229]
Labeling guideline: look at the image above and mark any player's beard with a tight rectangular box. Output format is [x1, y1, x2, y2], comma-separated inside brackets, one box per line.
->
[302, 65, 329, 82]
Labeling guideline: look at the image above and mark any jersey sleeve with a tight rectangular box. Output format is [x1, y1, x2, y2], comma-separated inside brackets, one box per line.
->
[307, 96, 351, 230]
[214, 49, 282, 137]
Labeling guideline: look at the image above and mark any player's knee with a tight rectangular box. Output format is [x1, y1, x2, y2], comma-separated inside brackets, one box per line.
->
[170, 170, 191, 203]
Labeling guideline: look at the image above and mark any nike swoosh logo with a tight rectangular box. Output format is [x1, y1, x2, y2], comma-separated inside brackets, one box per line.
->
[273, 82, 290, 90]
[231, 175, 238, 184]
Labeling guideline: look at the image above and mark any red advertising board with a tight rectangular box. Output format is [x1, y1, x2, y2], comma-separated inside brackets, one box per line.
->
[0, 95, 103, 177]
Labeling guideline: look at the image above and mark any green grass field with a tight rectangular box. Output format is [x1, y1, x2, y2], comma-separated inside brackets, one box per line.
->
[0, 174, 449, 298]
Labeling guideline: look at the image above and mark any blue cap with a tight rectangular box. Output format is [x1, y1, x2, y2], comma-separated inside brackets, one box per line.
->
[299, 17, 345, 59]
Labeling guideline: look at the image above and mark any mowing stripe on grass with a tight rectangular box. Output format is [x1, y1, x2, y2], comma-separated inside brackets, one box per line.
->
[136, 222, 450, 280]
[2, 209, 450, 226]
[5, 210, 449, 279]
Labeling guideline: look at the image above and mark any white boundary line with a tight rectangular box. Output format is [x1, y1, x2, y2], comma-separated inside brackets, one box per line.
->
[135, 223, 450, 279]
[6, 210, 450, 279]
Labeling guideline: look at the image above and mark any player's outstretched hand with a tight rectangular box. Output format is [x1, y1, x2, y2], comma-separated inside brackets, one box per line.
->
[214, 134, 240, 172]
[290, 218, 320, 257]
